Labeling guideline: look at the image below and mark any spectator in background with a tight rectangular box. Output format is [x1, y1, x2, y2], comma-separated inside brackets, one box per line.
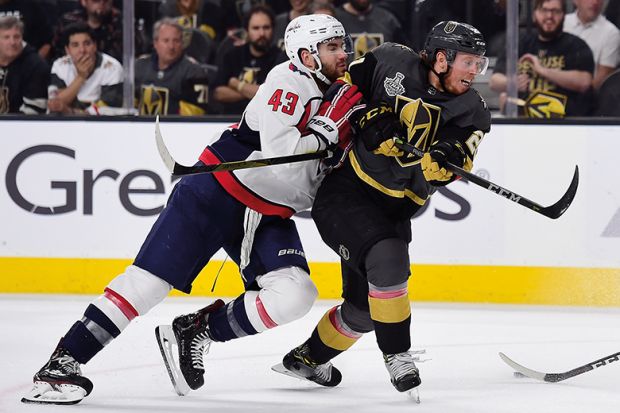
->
[212, 5, 284, 115]
[135, 18, 210, 116]
[158, 0, 225, 43]
[53, 0, 148, 62]
[564, 0, 620, 89]
[335, 0, 405, 59]
[273, 0, 312, 50]
[489, 0, 594, 117]
[605, 0, 620, 30]
[0, 15, 49, 114]
[310, 0, 336, 16]
[48, 22, 123, 115]
[0, 0, 53, 59]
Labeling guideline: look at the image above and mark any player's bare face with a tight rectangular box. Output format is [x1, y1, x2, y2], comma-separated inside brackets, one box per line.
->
[444, 52, 486, 95]
[534, 0, 564, 39]
[0, 26, 23, 64]
[66, 33, 97, 63]
[317, 39, 349, 82]
[154, 25, 183, 68]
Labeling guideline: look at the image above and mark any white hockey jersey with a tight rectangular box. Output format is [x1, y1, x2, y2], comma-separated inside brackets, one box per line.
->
[199, 61, 328, 218]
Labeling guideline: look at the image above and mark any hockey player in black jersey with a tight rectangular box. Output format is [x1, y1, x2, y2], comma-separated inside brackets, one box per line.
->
[277, 21, 491, 395]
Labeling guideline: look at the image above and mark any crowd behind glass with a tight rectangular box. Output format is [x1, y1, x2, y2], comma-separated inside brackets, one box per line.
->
[1, 0, 619, 118]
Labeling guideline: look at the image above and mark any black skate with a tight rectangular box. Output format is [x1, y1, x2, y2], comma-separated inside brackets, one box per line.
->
[272, 343, 342, 387]
[155, 299, 225, 395]
[384, 351, 421, 399]
[21, 341, 93, 405]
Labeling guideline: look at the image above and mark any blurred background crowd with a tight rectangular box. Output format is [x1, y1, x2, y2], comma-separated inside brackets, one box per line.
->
[1, 0, 619, 118]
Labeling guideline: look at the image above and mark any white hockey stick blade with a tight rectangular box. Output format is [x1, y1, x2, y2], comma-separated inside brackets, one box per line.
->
[21, 381, 87, 405]
[154, 116, 176, 174]
[155, 325, 191, 396]
[499, 352, 546, 381]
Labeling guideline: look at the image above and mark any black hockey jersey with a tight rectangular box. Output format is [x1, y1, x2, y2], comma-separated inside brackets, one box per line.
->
[347, 42, 491, 219]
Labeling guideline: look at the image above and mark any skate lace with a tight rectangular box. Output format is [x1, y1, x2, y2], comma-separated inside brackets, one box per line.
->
[312, 362, 334, 383]
[385, 352, 419, 381]
[190, 331, 212, 370]
[51, 354, 82, 376]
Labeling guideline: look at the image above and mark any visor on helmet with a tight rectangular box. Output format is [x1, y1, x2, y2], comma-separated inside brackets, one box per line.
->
[316, 35, 354, 59]
[448, 51, 489, 75]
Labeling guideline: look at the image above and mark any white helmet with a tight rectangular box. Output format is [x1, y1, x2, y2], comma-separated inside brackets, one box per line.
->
[284, 14, 350, 85]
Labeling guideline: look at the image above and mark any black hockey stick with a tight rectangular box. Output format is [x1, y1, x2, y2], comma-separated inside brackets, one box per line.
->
[155, 117, 328, 176]
[393, 139, 579, 220]
[499, 351, 620, 383]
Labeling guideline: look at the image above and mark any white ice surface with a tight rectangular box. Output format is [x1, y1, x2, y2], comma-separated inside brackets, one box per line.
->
[1, 294, 619, 413]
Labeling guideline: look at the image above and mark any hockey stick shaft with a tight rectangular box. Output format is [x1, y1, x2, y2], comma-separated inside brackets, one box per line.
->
[155, 116, 328, 176]
[394, 139, 579, 219]
[499, 351, 620, 382]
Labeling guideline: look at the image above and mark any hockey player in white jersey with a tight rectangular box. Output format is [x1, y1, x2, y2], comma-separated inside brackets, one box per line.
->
[21, 14, 362, 404]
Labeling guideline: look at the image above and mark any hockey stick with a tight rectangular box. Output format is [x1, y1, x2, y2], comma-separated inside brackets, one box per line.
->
[393, 139, 579, 219]
[499, 351, 620, 383]
[155, 116, 328, 176]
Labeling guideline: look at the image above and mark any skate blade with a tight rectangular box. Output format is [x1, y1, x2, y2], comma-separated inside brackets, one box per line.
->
[155, 325, 191, 396]
[406, 387, 420, 404]
[21, 381, 86, 405]
[271, 362, 307, 381]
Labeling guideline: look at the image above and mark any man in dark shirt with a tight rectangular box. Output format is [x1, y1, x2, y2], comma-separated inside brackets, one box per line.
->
[135, 18, 210, 116]
[490, 0, 595, 117]
[212, 4, 285, 115]
[0, 0, 53, 59]
[0, 15, 49, 114]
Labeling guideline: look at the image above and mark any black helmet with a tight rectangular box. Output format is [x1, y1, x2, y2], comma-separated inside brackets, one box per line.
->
[423, 21, 486, 63]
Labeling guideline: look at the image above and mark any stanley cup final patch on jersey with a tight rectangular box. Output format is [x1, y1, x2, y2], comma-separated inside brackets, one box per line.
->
[384, 72, 406, 97]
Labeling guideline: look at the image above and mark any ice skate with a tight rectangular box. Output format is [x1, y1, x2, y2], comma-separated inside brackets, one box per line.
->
[272, 342, 342, 387]
[384, 351, 422, 402]
[155, 299, 224, 395]
[21, 341, 93, 405]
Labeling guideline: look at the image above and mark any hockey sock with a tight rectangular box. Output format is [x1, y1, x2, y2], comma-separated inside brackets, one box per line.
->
[62, 288, 137, 364]
[306, 305, 362, 364]
[207, 294, 259, 342]
[367, 282, 411, 354]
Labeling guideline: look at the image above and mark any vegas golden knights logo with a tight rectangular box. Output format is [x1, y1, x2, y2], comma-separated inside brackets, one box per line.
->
[352, 33, 384, 60]
[394, 95, 441, 167]
[139, 85, 170, 115]
[0, 86, 9, 114]
[524, 90, 567, 118]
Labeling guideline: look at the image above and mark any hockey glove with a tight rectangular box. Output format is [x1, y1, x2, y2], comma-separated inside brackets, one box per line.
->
[421, 140, 472, 183]
[373, 138, 404, 157]
[307, 115, 339, 151]
[354, 103, 404, 153]
[316, 80, 364, 149]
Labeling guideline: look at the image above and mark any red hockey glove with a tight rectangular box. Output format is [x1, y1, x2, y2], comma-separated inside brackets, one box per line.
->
[316, 80, 364, 149]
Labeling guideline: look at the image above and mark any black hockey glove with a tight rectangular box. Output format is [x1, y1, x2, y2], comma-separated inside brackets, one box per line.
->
[353, 103, 404, 153]
[421, 140, 472, 183]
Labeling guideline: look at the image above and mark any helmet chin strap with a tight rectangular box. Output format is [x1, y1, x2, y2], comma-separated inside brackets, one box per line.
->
[429, 62, 451, 92]
[311, 54, 332, 86]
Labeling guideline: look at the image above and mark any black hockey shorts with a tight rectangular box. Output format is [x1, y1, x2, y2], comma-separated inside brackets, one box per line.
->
[311, 161, 411, 275]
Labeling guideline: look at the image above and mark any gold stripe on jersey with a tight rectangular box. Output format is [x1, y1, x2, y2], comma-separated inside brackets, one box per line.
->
[316, 310, 360, 351]
[348, 151, 427, 206]
[368, 294, 411, 323]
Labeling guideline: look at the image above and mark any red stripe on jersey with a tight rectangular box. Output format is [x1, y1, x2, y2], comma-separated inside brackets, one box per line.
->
[255, 296, 278, 329]
[199, 148, 295, 218]
[104, 287, 139, 320]
[296, 101, 314, 133]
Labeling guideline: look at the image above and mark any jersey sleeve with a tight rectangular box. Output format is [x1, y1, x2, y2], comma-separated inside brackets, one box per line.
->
[251, 70, 321, 157]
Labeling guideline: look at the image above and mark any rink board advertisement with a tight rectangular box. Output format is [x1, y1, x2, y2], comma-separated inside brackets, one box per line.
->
[1, 119, 619, 305]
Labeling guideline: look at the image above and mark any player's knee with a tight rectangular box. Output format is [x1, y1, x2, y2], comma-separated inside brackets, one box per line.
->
[365, 238, 410, 287]
[341, 300, 374, 333]
[105, 265, 172, 316]
[258, 266, 317, 323]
